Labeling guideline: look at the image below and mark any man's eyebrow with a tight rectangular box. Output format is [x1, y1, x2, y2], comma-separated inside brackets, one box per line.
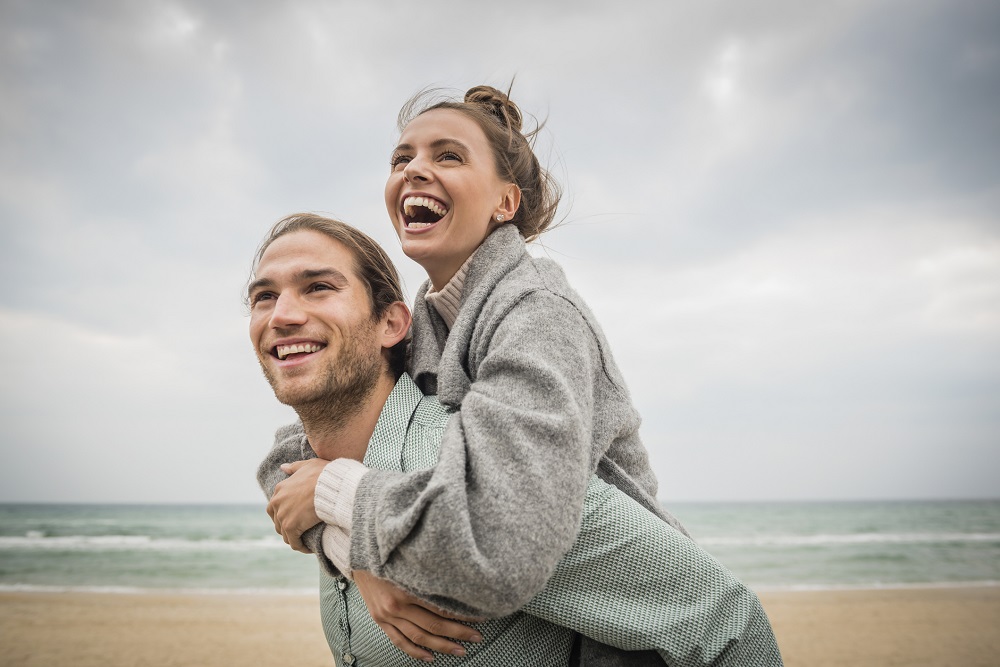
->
[298, 267, 350, 284]
[247, 276, 274, 296]
[247, 267, 351, 296]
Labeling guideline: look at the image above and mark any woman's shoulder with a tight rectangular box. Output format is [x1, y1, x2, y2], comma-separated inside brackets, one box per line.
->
[463, 226, 605, 340]
[472, 254, 612, 358]
[470, 225, 578, 303]
[490, 251, 579, 306]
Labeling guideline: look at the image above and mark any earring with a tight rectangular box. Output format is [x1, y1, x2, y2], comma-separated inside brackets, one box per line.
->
[496, 214, 504, 222]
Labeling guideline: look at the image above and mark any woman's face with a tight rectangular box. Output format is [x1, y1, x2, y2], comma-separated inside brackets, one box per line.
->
[385, 108, 519, 288]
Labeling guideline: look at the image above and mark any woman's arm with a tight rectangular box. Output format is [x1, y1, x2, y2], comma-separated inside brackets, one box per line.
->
[349, 291, 607, 617]
[255, 422, 330, 564]
[259, 427, 484, 661]
[343, 472, 783, 666]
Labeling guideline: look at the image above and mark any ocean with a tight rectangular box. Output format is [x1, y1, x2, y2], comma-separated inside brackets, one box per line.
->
[1, 500, 998, 595]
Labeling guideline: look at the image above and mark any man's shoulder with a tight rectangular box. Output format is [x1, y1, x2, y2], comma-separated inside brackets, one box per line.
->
[394, 372, 450, 431]
[412, 392, 450, 430]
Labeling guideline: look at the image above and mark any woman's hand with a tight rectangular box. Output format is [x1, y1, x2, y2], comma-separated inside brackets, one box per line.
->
[267, 458, 328, 553]
[353, 570, 484, 661]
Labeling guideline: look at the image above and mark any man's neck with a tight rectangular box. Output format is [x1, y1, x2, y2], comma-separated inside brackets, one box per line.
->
[296, 374, 396, 462]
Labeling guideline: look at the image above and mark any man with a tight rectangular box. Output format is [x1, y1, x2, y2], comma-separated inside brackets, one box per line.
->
[249, 213, 782, 666]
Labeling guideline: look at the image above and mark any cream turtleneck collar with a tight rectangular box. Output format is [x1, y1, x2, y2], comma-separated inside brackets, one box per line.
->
[423, 251, 477, 330]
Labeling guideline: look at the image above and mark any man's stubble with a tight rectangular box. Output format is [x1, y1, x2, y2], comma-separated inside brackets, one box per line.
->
[260, 319, 382, 435]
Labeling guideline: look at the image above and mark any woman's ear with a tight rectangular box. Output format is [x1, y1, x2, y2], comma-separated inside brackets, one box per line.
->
[379, 301, 412, 349]
[496, 183, 521, 222]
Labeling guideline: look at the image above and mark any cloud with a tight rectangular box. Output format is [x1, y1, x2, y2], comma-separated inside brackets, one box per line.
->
[0, 0, 997, 502]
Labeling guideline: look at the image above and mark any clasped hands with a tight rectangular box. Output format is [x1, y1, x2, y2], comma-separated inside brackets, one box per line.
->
[267, 458, 484, 661]
[267, 458, 327, 553]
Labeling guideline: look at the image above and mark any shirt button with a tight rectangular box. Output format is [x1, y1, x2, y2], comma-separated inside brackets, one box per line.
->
[343, 653, 355, 665]
[338, 580, 348, 590]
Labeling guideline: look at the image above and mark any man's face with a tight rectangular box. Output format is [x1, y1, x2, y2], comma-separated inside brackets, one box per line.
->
[248, 229, 383, 408]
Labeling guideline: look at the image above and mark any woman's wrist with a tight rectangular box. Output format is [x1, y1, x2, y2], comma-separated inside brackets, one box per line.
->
[314, 458, 368, 529]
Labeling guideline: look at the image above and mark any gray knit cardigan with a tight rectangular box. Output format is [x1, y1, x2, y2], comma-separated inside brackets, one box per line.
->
[350, 225, 690, 665]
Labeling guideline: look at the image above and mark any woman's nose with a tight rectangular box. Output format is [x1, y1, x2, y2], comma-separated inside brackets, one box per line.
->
[403, 155, 431, 183]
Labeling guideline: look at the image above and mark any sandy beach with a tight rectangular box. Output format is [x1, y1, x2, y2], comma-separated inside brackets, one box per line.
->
[2, 586, 998, 666]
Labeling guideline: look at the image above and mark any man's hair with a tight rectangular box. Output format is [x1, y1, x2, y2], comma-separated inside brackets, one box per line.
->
[247, 213, 409, 378]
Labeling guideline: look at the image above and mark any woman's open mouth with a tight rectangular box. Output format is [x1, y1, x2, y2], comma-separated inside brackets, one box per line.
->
[402, 196, 448, 229]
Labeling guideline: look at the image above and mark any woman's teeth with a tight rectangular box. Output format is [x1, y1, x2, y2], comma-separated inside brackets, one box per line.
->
[403, 196, 448, 225]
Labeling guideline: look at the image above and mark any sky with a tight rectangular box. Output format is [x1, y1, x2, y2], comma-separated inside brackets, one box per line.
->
[1, 0, 998, 504]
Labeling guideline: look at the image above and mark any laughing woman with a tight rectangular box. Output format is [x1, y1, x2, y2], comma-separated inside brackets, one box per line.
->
[263, 86, 782, 666]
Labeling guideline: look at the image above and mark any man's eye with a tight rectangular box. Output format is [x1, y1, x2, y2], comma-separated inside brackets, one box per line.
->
[309, 283, 335, 293]
[251, 292, 276, 306]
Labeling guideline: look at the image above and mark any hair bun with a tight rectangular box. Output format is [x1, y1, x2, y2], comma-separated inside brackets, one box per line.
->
[465, 85, 523, 132]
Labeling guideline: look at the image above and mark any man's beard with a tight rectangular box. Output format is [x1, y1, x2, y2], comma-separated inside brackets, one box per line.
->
[259, 324, 382, 435]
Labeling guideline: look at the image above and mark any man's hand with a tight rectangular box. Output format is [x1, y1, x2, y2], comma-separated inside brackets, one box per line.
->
[267, 458, 328, 553]
[354, 570, 484, 661]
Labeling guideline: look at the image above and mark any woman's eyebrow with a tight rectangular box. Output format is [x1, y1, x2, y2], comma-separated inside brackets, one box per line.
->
[429, 138, 469, 152]
[393, 138, 471, 153]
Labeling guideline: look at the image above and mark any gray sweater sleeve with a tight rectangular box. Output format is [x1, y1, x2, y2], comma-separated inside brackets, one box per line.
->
[255, 421, 337, 576]
[350, 291, 607, 617]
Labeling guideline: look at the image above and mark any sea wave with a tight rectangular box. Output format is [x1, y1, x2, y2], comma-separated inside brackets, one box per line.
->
[3, 581, 998, 595]
[751, 580, 1000, 592]
[0, 535, 286, 552]
[5, 531, 997, 552]
[699, 532, 1000, 547]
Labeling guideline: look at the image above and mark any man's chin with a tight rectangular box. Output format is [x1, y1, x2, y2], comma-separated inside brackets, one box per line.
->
[270, 384, 324, 408]
[260, 371, 312, 406]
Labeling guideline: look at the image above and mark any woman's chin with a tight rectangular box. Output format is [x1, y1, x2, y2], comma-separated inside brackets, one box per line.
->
[399, 240, 437, 269]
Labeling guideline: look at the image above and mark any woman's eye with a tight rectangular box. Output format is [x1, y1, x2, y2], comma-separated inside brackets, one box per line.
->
[440, 151, 461, 162]
[390, 154, 411, 170]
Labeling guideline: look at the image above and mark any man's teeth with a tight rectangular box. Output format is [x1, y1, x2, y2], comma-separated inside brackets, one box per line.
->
[403, 196, 447, 221]
[276, 343, 322, 360]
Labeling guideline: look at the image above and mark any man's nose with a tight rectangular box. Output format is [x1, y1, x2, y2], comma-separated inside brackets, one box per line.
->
[270, 292, 307, 328]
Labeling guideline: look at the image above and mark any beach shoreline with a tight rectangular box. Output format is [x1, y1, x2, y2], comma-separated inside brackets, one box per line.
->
[2, 586, 998, 666]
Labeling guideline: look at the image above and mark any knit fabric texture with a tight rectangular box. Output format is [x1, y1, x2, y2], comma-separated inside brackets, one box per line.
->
[351, 225, 689, 622]
[318, 376, 576, 666]
[302, 376, 782, 666]
[423, 250, 474, 329]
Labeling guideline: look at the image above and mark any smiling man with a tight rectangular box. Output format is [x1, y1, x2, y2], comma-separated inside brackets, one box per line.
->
[249, 222, 406, 467]
[250, 213, 783, 666]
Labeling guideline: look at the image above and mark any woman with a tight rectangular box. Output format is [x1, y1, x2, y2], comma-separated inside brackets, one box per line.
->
[265, 86, 779, 665]
[322, 83, 686, 598]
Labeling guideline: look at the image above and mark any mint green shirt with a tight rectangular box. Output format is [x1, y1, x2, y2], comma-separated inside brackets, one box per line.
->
[309, 375, 782, 667]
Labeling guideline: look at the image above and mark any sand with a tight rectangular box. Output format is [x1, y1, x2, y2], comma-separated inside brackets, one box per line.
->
[1, 586, 998, 666]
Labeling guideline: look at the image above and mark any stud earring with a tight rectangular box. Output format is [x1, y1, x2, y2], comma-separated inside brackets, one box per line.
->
[496, 214, 504, 222]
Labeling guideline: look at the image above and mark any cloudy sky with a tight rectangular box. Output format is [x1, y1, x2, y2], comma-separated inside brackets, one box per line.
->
[2, 0, 998, 504]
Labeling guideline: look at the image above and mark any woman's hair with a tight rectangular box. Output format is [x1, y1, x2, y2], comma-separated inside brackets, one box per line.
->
[247, 213, 409, 378]
[397, 84, 562, 242]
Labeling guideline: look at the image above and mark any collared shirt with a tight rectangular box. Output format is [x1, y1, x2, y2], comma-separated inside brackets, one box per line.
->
[313, 374, 783, 667]
[319, 374, 574, 666]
